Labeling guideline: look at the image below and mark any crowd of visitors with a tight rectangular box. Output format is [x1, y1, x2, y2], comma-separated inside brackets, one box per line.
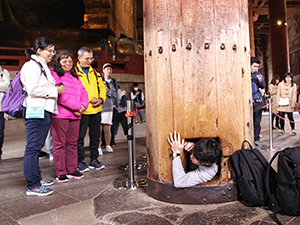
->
[0, 37, 146, 196]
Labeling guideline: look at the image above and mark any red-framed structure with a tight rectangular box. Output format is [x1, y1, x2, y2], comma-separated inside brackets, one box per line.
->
[0, 47, 144, 75]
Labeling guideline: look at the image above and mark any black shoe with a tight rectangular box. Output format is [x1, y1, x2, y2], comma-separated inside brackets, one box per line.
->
[89, 159, 105, 170]
[39, 151, 49, 159]
[56, 174, 69, 183]
[67, 171, 84, 179]
[78, 161, 90, 173]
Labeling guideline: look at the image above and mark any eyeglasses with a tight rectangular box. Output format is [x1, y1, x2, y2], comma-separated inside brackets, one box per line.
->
[84, 57, 94, 61]
[45, 49, 57, 55]
[60, 59, 73, 64]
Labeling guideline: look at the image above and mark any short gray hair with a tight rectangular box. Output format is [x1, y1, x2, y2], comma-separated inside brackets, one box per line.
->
[78, 46, 93, 57]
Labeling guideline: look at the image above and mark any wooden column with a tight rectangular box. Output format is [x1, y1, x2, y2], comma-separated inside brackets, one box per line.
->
[144, 0, 252, 204]
[269, 0, 289, 80]
[249, 0, 256, 57]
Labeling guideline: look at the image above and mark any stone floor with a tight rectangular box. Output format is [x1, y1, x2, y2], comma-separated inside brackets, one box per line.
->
[1, 113, 300, 225]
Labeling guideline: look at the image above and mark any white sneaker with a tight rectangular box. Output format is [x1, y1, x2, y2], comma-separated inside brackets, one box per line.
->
[106, 145, 113, 153]
[98, 147, 103, 156]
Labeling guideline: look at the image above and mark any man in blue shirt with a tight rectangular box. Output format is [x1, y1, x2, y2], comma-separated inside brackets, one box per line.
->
[251, 57, 266, 147]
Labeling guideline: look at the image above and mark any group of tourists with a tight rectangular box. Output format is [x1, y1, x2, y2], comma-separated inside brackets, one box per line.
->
[14, 37, 145, 197]
[251, 56, 298, 148]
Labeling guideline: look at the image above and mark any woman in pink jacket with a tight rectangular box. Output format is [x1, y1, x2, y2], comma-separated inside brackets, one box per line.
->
[50, 50, 89, 182]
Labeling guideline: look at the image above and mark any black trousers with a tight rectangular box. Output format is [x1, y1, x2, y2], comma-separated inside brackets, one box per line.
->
[253, 103, 262, 142]
[278, 111, 295, 130]
[77, 112, 101, 163]
[116, 111, 128, 136]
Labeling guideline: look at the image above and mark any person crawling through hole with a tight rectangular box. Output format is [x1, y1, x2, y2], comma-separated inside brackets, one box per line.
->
[167, 131, 223, 188]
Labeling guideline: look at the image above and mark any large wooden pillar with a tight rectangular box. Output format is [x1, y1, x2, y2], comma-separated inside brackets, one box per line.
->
[249, 0, 256, 57]
[269, 0, 289, 79]
[144, 0, 252, 204]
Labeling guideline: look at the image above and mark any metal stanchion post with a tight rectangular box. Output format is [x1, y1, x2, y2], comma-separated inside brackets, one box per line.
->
[268, 98, 275, 151]
[126, 100, 137, 189]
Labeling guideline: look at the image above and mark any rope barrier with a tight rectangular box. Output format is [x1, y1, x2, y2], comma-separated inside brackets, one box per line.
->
[263, 102, 300, 124]
[125, 108, 144, 124]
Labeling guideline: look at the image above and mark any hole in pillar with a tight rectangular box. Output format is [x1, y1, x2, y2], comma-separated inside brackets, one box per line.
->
[184, 137, 222, 179]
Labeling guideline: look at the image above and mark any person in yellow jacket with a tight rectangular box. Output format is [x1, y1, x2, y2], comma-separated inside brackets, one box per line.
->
[76, 47, 107, 172]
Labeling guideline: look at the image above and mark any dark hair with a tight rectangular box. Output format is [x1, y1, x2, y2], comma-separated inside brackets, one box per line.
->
[25, 37, 54, 57]
[133, 82, 138, 87]
[53, 50, 77, 78]
[270, 75, 280, 85]
[192, 138, 223, 165]
[284, 72, 294, 86]
[251, 57, 261, 65]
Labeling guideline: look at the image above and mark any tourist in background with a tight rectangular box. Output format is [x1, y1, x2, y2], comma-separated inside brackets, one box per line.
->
[98, 63, 117, 155]
[276, 72, 297, 136]
[268, 75, 280, 129]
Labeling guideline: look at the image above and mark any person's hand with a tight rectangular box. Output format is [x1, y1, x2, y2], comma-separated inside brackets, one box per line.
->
[184, 142, 194, 152]
[167, 131, 184, 154]
[135, 91, 140, 96]
[56, 84, 65, 94]
[78, 105, 86, 114]
[256, 74, 263, 82]
[73, 111, 81, 117]
[90, 97, 102, 107]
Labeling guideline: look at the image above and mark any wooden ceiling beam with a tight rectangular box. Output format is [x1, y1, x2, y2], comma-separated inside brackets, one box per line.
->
[253, 6, 300, 15]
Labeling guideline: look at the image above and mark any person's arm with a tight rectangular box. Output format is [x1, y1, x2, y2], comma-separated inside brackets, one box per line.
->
[113, 80, 118, 106]
[276, 83, 282, 107]
[257, 75, 266, 89]
[141, 91, 144, 102]
[22, 62, 58, 98]
[0, 69, 10, 93]
[130, 91, 136, 100]
[172, 161, 218, 188]
[291, 84, 297, 108]
[91, 73, 106, 107]
[79, 81, 89, 110]
[268, 84, 276, 96]
[108, 82, 117, 99]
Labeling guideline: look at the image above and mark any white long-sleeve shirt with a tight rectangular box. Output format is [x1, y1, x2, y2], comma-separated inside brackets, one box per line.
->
[172, 159, 218, 188]
[21, 55, 58, 114]
[0, 67, 10, 111]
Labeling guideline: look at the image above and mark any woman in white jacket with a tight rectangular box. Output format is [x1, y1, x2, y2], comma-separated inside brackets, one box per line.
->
[276, 72, 297, 136]
[0, 66, 10, 160]
[21, 37, 65, 197]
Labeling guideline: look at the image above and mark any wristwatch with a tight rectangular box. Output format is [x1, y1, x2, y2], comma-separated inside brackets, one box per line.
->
[170, 152, 181, 157]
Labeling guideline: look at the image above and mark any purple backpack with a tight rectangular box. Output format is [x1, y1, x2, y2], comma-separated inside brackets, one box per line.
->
[1, 59, 44, 117]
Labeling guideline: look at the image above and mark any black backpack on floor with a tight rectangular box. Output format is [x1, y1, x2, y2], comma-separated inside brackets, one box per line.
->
[229, 140, 277, 208]
[265, 147, 300, 224]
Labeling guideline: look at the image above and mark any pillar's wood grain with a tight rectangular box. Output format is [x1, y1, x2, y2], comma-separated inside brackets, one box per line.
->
[144, 0, 253, 184]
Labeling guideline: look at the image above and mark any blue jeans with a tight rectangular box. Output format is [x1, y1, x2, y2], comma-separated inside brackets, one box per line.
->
[23, 109, 52, 189]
